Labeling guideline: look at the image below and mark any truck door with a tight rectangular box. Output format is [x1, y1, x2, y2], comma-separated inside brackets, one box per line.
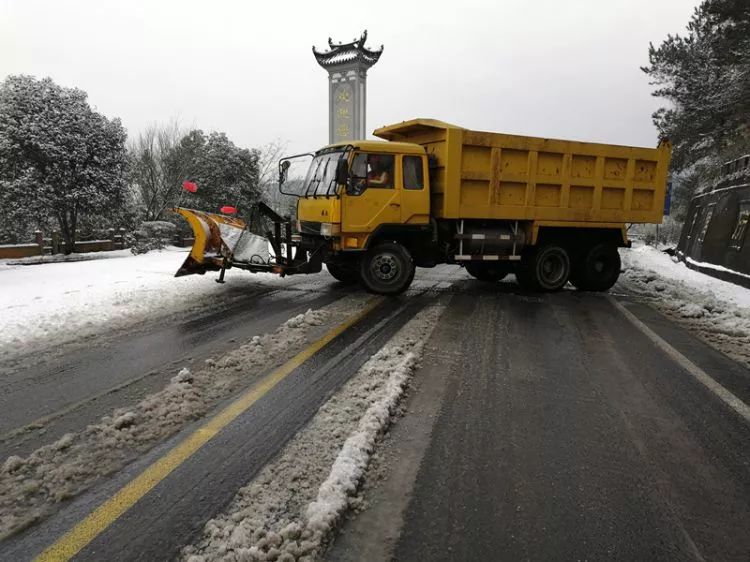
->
[342, 152, 401, 232]
[400, 154, 430, 224]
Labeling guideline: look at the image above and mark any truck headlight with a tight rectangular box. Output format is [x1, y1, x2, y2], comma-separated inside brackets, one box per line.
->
[319, 223, 340, 237]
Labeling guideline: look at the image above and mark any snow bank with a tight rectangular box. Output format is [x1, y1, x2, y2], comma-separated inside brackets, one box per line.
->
[0, 247, 284, 357]
[182, 302, 445, 562]
[620, 244, 750, 367]
[0, 295, 371, 539]
[685, 257, 750, 281]
[0, 248, 132, 266]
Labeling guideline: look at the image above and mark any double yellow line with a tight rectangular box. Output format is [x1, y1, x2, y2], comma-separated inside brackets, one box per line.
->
[36, 296, 383, 561]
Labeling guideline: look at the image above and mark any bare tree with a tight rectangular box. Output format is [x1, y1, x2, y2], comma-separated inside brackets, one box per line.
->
[128, 120, 190, 221]
[256, 139, 298, 218]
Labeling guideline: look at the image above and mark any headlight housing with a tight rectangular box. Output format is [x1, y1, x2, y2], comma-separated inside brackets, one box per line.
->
[319, 222, 340, 237]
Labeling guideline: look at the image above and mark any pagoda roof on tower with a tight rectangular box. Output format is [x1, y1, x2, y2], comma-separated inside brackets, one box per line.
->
[313, 30, 383, 69]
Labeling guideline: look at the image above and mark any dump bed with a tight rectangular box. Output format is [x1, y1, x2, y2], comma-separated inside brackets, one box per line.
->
[374, 119, 671, 225]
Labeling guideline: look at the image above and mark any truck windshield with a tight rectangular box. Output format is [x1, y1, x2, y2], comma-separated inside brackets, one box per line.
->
[301, 151, 344, 197]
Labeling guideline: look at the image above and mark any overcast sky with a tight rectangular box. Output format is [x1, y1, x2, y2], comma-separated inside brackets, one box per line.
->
[2, 0, 696, 155]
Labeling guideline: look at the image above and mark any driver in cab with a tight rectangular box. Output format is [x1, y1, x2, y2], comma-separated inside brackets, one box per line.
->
[350, 153, 392, 195]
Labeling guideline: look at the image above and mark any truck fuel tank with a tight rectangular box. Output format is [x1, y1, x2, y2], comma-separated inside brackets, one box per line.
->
[456, 224, 527, 254]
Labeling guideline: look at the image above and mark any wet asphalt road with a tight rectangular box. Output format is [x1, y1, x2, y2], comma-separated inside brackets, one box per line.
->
[2, 266, 749, 561]
[331, 285, 750, 562]
[0, 266, 462, 560]
[0, 276, 351, 459]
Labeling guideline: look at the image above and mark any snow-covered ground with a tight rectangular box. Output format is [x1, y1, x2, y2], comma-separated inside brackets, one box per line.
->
[182, 302, 446, 562]
[0, 248, 284, 357]
[619, 244, 750, 367]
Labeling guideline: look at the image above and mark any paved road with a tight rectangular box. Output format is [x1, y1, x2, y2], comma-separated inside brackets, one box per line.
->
[2, 266, 749, 561]
[0, 275, 352, 459]
[0, 267, 462, 560]
[330, 285, 750, 562]
[0, 266, 467, 460]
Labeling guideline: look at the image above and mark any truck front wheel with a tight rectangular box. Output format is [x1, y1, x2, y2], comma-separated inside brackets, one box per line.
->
[359, 242, 415, 295]
[518, 244, 571, 291]
[570, 243, 621, 292]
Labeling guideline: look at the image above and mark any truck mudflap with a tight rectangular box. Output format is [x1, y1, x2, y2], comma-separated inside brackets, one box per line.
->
[172, 208, 271, 277]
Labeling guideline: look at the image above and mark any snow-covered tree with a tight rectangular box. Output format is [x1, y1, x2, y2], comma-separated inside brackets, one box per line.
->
[642, 0, 750, 217]
[0, 75, 128, 250]
[128, 124, 263, 226]
[175, 130, 261, 216]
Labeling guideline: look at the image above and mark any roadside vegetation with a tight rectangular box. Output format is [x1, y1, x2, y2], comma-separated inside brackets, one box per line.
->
[0, 75, 286, 250]
[642, 0, 749, 223]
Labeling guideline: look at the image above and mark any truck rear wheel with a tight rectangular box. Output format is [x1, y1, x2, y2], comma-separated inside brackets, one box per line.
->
[326, 262, 360, 284]
[465, 262, 508, 282]
[359, 242, 415, 295]
[518, 244, 571, 291]
[570, 243, 621, 292]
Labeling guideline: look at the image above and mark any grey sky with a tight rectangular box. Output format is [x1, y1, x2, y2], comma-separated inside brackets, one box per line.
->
[2, 0, 696, 155]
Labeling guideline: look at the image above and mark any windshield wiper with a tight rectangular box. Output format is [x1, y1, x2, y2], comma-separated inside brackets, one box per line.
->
[324, 177, 338, 198]
[304, 158, 325, 198]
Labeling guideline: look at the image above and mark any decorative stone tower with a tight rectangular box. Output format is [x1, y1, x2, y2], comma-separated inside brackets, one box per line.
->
[313, 31, 383, 144]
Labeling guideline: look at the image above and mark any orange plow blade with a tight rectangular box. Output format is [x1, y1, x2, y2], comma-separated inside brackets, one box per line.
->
[172, 208, 269, 277]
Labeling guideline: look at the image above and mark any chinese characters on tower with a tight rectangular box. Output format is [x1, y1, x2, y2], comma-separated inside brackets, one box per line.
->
[334, 84, 353, 141]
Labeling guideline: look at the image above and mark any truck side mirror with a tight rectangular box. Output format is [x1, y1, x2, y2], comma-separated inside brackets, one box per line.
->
[335, 157, 349, 185]
[279, 160, 290, 186]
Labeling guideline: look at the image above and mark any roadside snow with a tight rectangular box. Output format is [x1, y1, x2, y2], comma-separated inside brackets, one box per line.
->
[685, 257, 750, 281]
[182, 301, 446, 562]
[0, 248, 133, 266]
[619, 244, 750, 367]
[0, 247, 284, 358]
[0, 294, 371, 539]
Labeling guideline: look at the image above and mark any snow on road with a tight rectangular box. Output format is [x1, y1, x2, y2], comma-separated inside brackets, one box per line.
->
[0, 295, 373, 539]
[620, 244, 750, 367]
[0, 248, 283, 357]
[182, 301, 446, 562]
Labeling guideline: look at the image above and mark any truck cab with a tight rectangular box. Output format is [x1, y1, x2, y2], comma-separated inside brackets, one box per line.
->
[294, 140, 431, 253]
[277, 140, 435, 294]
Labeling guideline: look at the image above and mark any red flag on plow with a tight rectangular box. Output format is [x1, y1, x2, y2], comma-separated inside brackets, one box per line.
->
[182, 181, 198, 193]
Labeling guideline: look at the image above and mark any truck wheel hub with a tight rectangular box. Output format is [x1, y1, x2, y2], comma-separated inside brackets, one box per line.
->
[372, 254, 398, 281]
[540, 254, 565, 284]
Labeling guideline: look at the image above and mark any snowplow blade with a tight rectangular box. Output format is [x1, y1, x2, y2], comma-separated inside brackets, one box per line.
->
[172, 207, 269, 277]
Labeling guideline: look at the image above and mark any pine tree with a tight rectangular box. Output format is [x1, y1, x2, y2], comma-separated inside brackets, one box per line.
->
[642, 0, 750, 189]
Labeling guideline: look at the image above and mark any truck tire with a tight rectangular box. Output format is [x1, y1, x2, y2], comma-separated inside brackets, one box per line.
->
[465, 262, 508, 282]
[519, 244, 571, 291]
[570, 243, 621, 292]
[326, 262, 360, 284]
[359, 242, 415, 295]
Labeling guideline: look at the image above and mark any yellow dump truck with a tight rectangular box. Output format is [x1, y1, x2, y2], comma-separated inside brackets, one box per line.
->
[175, 118, 671, 295]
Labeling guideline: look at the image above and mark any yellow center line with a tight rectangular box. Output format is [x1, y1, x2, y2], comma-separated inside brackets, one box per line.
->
[35, 296, 384, 562]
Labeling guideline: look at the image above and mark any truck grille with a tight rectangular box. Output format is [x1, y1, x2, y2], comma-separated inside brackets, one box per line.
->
[299, 221, 323, 236]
